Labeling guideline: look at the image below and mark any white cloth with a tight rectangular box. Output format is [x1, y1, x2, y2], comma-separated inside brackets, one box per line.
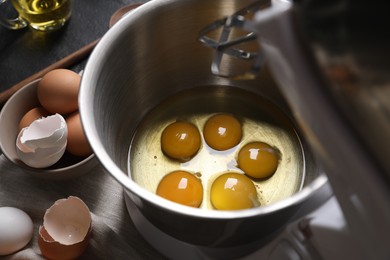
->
[0, 154, 165, 259]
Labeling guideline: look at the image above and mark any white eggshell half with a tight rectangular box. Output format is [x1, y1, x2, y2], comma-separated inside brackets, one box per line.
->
[43, 196, 91, 245]
[16, 114, 67, 168]
[38, 197, 92, 260]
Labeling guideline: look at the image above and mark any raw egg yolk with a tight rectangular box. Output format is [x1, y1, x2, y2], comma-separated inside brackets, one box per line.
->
[210, 172, 258, 210]
[156, 170, 203, 208]
[203, 113, 242, 151]
[161, 121, 201, 162]
[238, 142, 279, 179]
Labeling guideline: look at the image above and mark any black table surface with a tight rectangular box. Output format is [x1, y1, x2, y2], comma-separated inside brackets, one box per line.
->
[0, 0, 147, 94]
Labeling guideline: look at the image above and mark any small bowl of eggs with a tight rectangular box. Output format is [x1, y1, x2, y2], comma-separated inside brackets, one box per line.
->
[0, 69, 98, 180]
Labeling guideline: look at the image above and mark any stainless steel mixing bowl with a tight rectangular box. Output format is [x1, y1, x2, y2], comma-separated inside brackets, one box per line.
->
[79, 0, 330, 250]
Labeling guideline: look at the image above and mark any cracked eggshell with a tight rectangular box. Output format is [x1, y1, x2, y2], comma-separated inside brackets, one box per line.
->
[38, 196, 92, 260]
[0, 79, 97, 180]
[16, 114, 67, 168]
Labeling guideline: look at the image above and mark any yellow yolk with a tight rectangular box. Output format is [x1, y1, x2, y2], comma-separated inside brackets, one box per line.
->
[237, 142, 279, 179]
[203, 114, 242, 151]
[161, 121, 201, 162]
[156, 170, 203, 208]
[210, 172, 258, 210]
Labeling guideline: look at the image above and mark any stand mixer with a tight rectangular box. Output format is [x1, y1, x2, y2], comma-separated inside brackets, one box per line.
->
[78, 0, 389, 258]
[198, 0, 390, 258]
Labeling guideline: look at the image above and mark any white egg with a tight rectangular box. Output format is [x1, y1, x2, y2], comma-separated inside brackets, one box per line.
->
[16, 113, 68, 168]
[0, 207, 34, 256]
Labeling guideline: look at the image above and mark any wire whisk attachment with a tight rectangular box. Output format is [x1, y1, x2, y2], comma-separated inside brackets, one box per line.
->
[198, 1, 269, 79]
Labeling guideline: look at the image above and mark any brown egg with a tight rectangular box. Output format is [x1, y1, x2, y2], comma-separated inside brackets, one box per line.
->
[18, 107, 51, 132]
[38, 196, 92, 260]
[66, 111, 92, 157]
[38, 69, 80, 115]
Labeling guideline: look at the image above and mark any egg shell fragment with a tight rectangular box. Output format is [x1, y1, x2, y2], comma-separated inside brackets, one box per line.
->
[38, 196, 92, 260]
[0, 207, 34, 256]
[16, 114, 68, 168]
